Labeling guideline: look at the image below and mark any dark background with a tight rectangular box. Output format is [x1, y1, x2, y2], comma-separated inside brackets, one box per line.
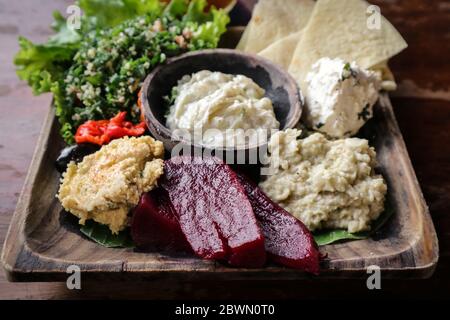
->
[0, 0, 449, 299]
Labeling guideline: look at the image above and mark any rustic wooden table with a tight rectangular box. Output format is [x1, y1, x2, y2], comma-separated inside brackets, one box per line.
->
[0, 0, 449, 299]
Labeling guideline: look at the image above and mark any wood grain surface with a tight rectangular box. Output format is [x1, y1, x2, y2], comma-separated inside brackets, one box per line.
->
[0, 0, 449, 299]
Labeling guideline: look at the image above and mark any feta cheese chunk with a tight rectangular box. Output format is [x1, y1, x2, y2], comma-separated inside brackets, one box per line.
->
[304, 57, 381, 138]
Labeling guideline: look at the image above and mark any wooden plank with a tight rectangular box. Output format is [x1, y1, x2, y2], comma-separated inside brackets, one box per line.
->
[1, 92, 439, 281]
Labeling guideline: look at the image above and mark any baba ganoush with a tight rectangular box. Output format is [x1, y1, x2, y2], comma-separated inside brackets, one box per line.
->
[166, 70, 280, 147]
[260, 129, 387, 233]
[57, 136, 164, 234]
[303, 57, 381, 138]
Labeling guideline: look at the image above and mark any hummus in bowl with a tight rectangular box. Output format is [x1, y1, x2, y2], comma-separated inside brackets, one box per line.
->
[166, 70, 280, 148]
[140, 49, 302, 155]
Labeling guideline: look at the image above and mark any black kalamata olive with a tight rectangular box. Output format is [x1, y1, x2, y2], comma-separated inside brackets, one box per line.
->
[55, 143, 100, 173]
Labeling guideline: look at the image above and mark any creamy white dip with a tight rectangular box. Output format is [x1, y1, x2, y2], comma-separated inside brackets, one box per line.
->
[304, 57, 381, 138]
[166, 70, 280, 148]
[260, 129, 387, 233]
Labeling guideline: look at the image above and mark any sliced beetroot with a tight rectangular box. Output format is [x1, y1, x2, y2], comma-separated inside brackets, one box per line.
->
[161, 156, 266, 268]
[131, 188, 191, 252]
[236, 174, 320, 274]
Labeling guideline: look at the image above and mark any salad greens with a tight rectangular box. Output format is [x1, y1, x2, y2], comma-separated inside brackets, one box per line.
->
[14, 0, 229, 143]
[313, 198, 394, 246]
[80, 220, 134, 248]
[78, 0, 164, 29]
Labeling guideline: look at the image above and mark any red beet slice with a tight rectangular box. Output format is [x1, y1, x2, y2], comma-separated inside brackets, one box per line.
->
[236, 174, 320, 274]
[161, 156, 266, 268]
[131, 188, 191, 252]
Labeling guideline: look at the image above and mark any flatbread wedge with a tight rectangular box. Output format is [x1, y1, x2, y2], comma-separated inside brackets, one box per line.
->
[258, 31, 304, 70]
[237, 0, 315, 53]
[288, 0, 407, 90]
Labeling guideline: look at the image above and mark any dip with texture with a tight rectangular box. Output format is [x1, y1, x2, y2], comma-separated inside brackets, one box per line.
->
[304, 57, 381, 138]
[57, 136, 164, 234]
[260, 129, 387, 233]
[166, 70, 280, 147]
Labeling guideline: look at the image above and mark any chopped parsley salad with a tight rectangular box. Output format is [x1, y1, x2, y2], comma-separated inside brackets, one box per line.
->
[14, 0, 230, 144]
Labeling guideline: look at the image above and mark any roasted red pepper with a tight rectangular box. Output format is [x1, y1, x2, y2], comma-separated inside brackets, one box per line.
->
[75, 111, 147, 146]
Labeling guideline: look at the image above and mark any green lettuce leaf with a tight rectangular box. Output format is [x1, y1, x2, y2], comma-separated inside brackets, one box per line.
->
[80, 220, 135, 248]
[14, 37, 78, 95]
[164, 0, 189, 18]
[184, 0, 212, 23]
[49, 11, 82, 45]
[314, 199, 395, 246]
[189, 5, 230, 48]
[314, 230, 366, 246]
[14, 10, 82, 95]
[79, 0, 164, 29]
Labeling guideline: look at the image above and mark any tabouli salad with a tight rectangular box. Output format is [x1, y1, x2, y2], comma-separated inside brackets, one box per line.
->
[15, 0, 229, 143]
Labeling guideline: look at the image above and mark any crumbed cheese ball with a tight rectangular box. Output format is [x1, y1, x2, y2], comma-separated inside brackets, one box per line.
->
[304, 57, 381, 138]
[260, 129, 387, 233]
[57, 136, 164, 234]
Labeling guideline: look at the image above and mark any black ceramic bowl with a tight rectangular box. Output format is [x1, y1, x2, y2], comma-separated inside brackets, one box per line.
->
[140, 48, 302, 157]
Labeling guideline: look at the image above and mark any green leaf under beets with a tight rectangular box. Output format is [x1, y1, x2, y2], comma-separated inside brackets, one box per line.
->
[80, 220, 135, 248]
[313, 198, 395, 246]
[313, 230, 366, 246]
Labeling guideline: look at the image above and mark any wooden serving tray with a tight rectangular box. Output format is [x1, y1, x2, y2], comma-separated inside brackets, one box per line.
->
[0, 93, 439, 281]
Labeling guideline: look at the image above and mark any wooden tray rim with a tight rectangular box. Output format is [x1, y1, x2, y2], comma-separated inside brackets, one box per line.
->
[1, 94, 439, 282]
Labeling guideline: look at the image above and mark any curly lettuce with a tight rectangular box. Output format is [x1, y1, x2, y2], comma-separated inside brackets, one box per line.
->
[14, 11, 80, 95]
[79, 0, 164, 29]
